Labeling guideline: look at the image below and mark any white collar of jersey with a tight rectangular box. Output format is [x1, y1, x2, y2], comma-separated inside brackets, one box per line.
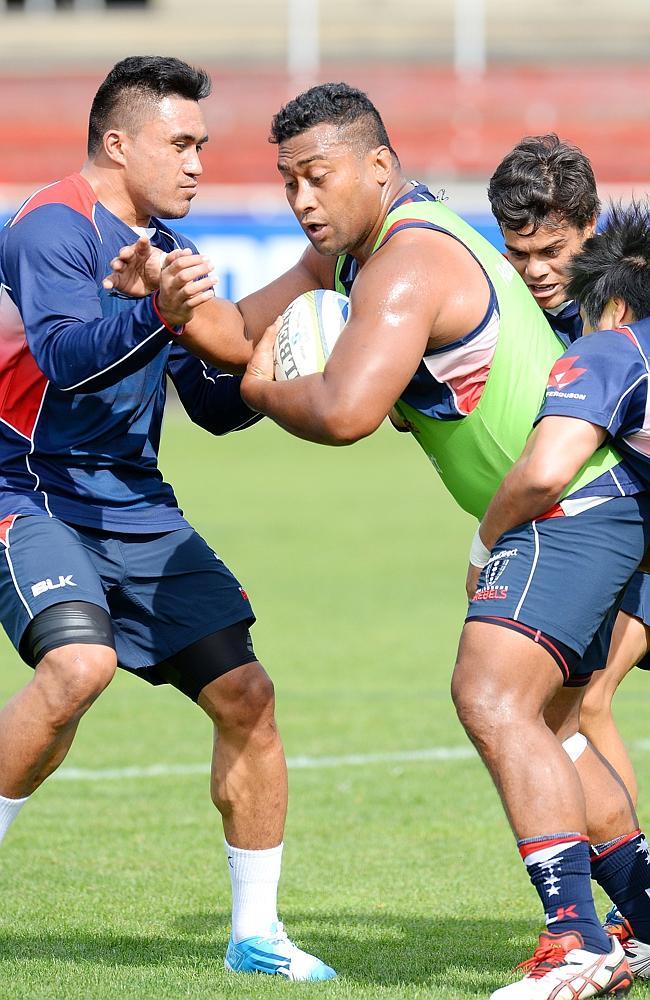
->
[545, 299, 574, 316]
[131, 225, 157, 239]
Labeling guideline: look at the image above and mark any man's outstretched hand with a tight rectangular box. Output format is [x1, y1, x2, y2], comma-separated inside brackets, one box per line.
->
[157, 248, 218, 328]
[102, 236, 165, 297]
[103, 238, 217, 327]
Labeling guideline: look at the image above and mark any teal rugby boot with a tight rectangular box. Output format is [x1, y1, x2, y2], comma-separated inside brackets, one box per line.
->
[224, 921, 336, 980]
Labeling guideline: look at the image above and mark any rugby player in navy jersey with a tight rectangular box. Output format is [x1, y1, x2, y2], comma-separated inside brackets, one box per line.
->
[488, 134, 596, 348]
[490, 137, 650, 817]
[0, 56, 335, 981]
[459, 201, 650, 995]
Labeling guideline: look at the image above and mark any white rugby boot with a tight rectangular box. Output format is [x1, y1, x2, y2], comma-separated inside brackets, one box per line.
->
[490, 930, 632, 998]
[605, 909, 650, 980]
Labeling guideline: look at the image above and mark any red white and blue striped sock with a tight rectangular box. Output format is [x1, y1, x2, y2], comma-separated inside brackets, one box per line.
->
[591, 828, 650, 943]
[519, 832, 611, 953]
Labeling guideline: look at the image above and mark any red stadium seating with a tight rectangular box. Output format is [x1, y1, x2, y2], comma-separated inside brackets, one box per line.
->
[0, 65, 647, 186]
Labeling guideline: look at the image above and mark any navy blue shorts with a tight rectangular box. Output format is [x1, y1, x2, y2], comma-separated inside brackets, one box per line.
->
[0, 515, 254, 675]
[620, 569, 650, 670]
[465, 495, 650, 681]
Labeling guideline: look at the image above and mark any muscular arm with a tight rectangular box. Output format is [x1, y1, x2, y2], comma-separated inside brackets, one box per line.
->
[466, 415, 606, 597]
[106, 238, 333, 371]
[238, 245, 335, 342]
[180, 245, 333, 369]
[478, 416, 607, 550]
[240, 228, 490, 445]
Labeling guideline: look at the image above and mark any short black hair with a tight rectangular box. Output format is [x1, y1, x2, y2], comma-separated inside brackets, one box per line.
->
[566, 200, 650, 327]
[88, 55, 211, 156]
[488, 134, 600, 234]
[270, 82, 398, 161]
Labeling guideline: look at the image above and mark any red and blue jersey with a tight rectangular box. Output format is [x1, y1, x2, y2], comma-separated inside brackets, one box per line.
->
[0, 173, 257, 534]
[538, 317, 650, 492]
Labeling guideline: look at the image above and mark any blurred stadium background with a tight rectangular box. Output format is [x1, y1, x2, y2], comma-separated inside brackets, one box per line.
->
[2, 5, 650, 997]
[1, 0, 649, 295]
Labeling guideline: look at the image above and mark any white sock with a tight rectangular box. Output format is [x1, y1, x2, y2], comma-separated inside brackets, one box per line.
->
[225, 839, 283, 943]
[0, 793, 28, 844]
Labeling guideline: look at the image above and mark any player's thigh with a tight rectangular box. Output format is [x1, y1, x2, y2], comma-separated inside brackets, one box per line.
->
[105, 527, 256, 697]
[161, 622, 267, 710]
[0, 515, 113, 667]
[614, 569, 650, 674]
[454, 618, 565, 722]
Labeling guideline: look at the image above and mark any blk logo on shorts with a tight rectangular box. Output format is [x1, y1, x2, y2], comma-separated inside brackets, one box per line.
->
[31, 575, 77, 597]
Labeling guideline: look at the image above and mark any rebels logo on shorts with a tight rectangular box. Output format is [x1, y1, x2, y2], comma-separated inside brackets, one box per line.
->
[484, 548, 517, 587]
[473, 585, 508, 601]
[472, 548, 517, 602]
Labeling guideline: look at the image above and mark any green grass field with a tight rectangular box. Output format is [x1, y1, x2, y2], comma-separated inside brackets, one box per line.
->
[1, 411, 650, 999]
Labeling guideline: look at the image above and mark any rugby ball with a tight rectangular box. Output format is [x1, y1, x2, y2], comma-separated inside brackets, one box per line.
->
[273, 289, 350, 381]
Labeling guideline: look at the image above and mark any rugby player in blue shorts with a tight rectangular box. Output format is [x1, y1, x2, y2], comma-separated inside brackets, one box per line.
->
[0, 56, 335, 981]
[490, 138, 650, 814]
[457, 201, 650, 996]
[112, 84, 650, 994]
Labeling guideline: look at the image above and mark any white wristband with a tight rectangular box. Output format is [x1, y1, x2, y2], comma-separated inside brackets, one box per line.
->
[469, 525, 492, 568]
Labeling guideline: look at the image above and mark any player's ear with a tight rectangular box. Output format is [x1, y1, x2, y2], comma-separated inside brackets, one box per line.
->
[103, 129, 128, 166]
[584, 216, 598, 239]
[372, 145, 393, 185]
[610, 296, 630, 327]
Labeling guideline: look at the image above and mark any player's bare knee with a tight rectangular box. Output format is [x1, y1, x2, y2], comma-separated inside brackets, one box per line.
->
[452, 666, 515, 750]
[200, 661, 276, 732]
[33, 645, 116, 726]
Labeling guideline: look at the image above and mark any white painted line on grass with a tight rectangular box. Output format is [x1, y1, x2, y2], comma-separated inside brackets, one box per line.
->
[52, 738, 650, 783]
[53, 746, 477, 782]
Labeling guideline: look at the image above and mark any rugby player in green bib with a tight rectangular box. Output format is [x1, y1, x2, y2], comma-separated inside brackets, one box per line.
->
[108, 84, 646, 995]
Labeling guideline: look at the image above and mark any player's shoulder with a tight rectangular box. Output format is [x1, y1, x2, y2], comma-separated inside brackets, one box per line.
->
[10, 174, 97, 231]
[558, 327, 649, 383]
[613, 318, 650, 363]
[363, 212, 481, 304]
[4, 175, 101, 267]
[569, 327, 643, 357]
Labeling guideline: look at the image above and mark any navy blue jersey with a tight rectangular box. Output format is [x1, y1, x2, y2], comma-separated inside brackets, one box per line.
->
[544, 300, 583, 347]
[0, 173, 257, 535]
[537, 318, 650, 491]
